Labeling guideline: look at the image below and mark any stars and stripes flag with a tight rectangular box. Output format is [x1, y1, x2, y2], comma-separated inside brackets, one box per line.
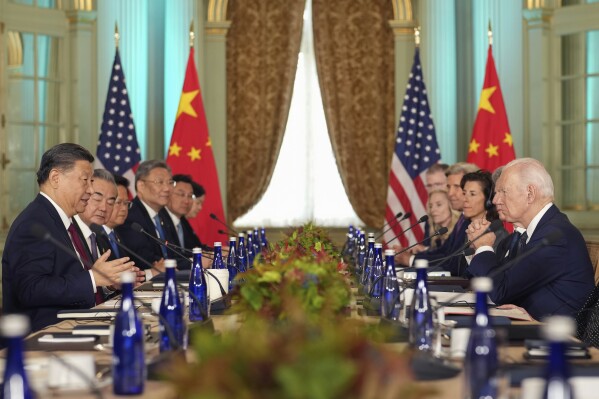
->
[166, 47, 226, 246]
[466, 45, 515, 171]
[96, 48, 141, 196]
[384, 48, 441, 248]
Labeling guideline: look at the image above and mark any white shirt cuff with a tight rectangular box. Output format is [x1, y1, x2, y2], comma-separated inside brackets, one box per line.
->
[88, 270, 97, 293]
[474, 245, 494, 256]
[409, 254, 415, 266]
[145, 269, 154, 282]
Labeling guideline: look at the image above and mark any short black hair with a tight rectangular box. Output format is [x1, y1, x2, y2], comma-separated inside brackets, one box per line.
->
[36, 143, 94, 185]
[112, 173, 130, 189]
[172, 174, 194, 185]
[190, 181, 206, 198]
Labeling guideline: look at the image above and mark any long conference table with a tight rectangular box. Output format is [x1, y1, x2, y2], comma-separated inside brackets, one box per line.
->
[3, 279, 599, 398]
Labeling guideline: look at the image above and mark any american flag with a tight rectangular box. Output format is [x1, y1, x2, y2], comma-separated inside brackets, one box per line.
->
[384, 48, 441, 248]
[96, 48, 141, 195]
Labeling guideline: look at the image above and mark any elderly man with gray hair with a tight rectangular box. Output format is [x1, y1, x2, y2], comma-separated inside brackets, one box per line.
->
[116, 160, 177, 280]
[466, 158, 594, 320]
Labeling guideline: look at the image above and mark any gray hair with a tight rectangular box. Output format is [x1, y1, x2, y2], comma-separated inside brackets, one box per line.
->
[135, 160, 171, 189]
[93, 168, 116, 184]
[504, 158, 554, 200]
[446, 162, 479, 177]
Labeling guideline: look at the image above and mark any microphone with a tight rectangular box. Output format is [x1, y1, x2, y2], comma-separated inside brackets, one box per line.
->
[90, 224, 225, 320]
[395, 226, 449, 257]
[385, 214, 428, 245]
[129, 223, 214, 261]
[427, 247, 475, 266]
[218, 228, 237, 237]
[209, 213, 238, 235]
[375, 212, 405, 240]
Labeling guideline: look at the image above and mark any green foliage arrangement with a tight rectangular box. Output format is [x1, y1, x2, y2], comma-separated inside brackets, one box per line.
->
[167, 223, 432, 399]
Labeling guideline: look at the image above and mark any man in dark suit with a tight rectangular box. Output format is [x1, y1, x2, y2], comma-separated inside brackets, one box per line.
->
[100, 173, 131, 260]
[73, 169, 144, 300]
[2, 143, 135, 331]
[116, 160, 177, 280]
[466, 158, 594, 320]
[166, 176, 206, 246]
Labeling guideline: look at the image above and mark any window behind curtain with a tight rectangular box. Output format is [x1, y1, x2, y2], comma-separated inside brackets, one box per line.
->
[233, 0, 363, 228]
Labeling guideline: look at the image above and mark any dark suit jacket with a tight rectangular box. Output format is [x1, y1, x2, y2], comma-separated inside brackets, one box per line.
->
[468, 204, 594, 320]
[159, 208, 193, 270]
[413, 215, 471, 276]
[1, 194, 95, 331]
[116, 197, 165, 270]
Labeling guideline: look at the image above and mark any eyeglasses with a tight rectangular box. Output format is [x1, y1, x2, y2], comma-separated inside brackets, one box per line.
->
[114, 199, 132, 208]
[172, 191, 194, 200]
[140, 179, 175, 187]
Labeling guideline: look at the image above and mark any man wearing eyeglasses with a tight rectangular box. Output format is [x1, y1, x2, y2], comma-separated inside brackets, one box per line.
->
[73, 170, 145, 301]
[160, 174, 210, 269]
[117, 160, 178, 280]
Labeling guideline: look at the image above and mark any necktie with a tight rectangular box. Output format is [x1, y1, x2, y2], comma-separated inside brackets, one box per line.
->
[89, 232, 99, 261]
[177, 222, 185, 248]
[153, 214, 168, 258]
[108, 231, 121, 258]
[519, 232, 528, 253]
[67, 223, 91, 268]
[506, 231, 522, 260]
[67, 224, 103, 305]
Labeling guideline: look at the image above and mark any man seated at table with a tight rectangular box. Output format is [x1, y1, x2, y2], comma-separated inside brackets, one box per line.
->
[466, 158, 594, 320]
[1, 143, 135, 331]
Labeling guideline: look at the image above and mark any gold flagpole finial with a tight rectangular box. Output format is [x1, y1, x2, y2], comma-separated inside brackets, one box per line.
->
[414, 26, 421, 47]
[189, 21, 195, 48]
[114, 22, 120, 48]
[488, 20, 493, 46]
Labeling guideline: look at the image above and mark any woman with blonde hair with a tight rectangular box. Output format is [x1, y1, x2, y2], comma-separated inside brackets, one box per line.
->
[426, 190, 460, 249]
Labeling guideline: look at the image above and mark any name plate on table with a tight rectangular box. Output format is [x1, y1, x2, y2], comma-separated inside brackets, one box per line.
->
[402, 271, 451, 280]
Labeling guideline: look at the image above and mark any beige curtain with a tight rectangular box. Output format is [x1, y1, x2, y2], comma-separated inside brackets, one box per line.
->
[226, 0, 306, 221]
[312, 0, 396, 228]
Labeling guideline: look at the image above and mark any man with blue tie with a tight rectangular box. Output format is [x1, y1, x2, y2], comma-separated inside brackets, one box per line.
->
[466, 158, 594, 320]
[116, 160, 177, 280]
[102, 173, 132, 260]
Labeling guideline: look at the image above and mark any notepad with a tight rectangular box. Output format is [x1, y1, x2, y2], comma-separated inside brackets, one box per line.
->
[38, 334, 96, 343]
[71, 324, 112, 336]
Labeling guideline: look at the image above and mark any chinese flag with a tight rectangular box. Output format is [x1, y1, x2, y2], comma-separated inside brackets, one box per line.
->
[166, 47, 226, 246]
[467, 45, 515, 172]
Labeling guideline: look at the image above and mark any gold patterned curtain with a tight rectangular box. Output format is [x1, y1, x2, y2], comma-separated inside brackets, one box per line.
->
[312, 0, 396, 227]
[226, 0, 306, 221]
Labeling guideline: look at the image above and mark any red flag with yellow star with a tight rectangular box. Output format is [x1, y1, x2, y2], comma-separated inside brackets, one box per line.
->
[467, 45, 515, 172]
[166, 47, 226, 247]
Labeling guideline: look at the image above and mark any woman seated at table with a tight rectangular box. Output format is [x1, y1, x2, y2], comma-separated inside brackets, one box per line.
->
[425, 190, 460, 250]
[396, 170, 507, 276]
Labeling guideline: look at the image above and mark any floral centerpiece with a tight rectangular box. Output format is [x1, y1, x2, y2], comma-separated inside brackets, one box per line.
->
[167, 224, 432, 399]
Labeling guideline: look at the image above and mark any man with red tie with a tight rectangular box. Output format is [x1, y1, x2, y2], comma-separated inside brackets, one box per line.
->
[2, 143, 135, 331]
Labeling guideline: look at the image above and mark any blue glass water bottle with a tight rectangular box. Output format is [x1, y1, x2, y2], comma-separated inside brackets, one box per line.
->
[369, 243, 384, 298]
[464, 277, 498, 399]
[246, 230, 255, 267]
[226, 236, 237, 290]
[409, 259, 434, 351]
[360, 237, 375, 287]
[260, 227, 268, 249]
[237, 233, 248, 273]
[113, 271, 145, 395]
[541, 316, 575, 399]
[212, 242, 226, 269]
[381, 249, 400, 320]
[0, 314, 34, 399]
[189, 248, 209, 322]
[253, 228, 261, 256]
[159, 259, 185, 352]
[355, 232, 366, 274]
